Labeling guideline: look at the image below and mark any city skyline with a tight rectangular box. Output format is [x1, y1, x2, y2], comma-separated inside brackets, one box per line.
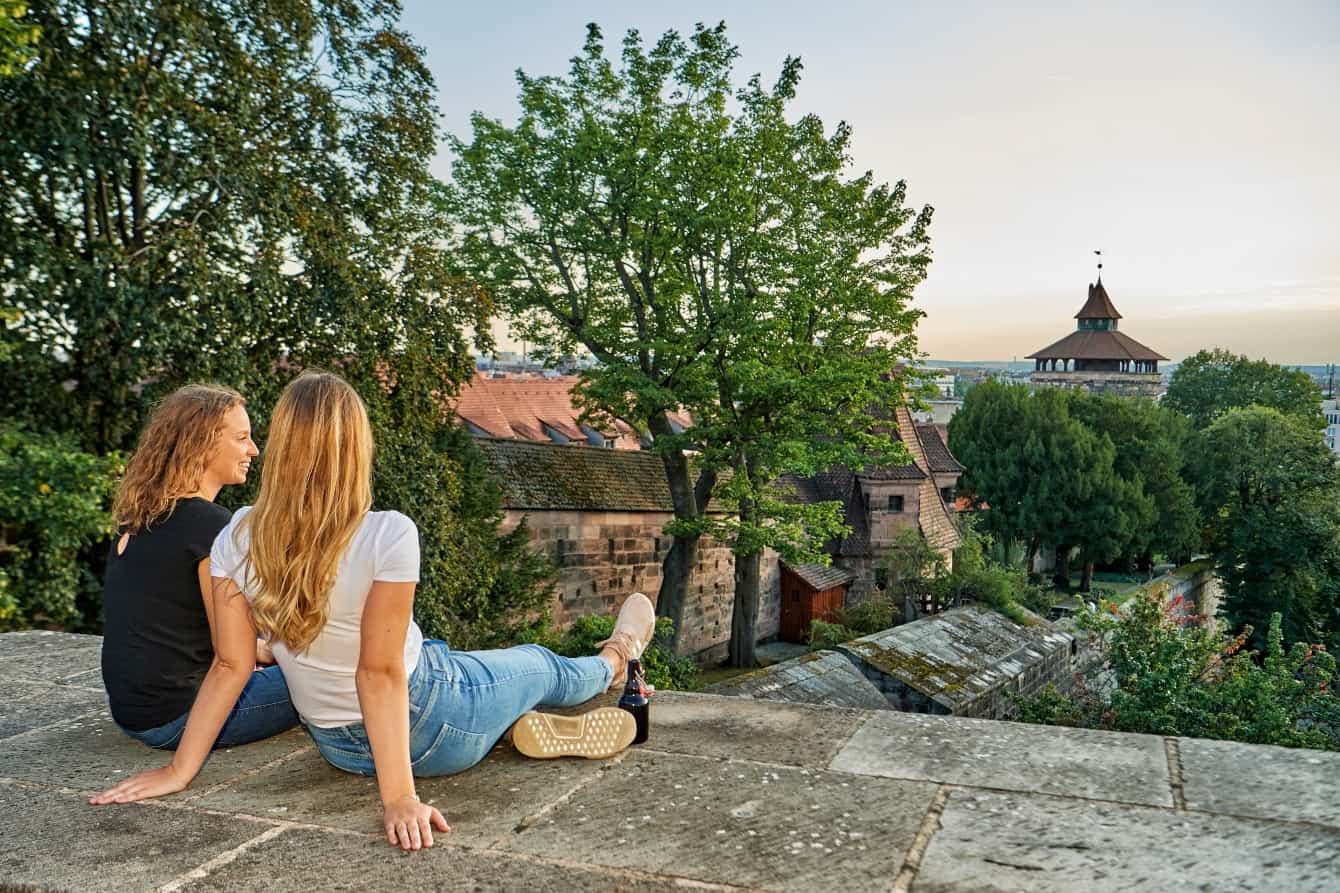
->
[402, 1, 1339, 363]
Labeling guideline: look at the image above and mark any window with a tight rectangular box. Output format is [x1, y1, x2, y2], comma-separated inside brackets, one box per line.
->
[792, 589, 801, 603]
[874, 568, 889, 591]
[887, 494, 904, 512]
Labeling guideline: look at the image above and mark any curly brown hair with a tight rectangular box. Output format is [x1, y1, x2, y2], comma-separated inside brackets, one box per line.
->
[113, 384, 245, 533]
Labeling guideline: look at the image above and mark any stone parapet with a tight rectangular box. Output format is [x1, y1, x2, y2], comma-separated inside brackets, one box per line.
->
[1030, 370, 1162, 397]
[4, 630, 1338, 891]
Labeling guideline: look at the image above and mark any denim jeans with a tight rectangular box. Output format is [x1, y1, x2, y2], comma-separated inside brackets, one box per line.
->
[117, 664, 299, 750]
[305, 640, 612, 777]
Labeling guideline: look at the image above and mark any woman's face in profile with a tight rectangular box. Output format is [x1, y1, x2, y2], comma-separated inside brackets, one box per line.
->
[206, 404, 260, 486]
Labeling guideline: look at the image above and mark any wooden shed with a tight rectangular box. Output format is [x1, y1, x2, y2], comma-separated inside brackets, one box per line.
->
[778, 562, 857, 643]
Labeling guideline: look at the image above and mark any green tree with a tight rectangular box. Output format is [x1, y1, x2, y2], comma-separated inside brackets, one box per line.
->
[949, 383, 1131, 590]
[0, 1, 555, 643]
[1067, 392, 1199, 568]
[447, 23, 930, 661]
[0, 427, 120, 629]
[0, 1, 39, 75]
[1190, 406, 1340, 650]
[1165, 348, 1324, 431]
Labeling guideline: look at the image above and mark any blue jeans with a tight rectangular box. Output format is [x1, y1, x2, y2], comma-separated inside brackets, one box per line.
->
[305, 640, 612, 777]
[118, 665, 299, 750]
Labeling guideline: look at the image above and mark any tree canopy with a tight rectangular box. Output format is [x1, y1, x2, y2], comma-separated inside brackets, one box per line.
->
[1165, 348, 1323, 431]
[447, 23, 931, 660]
[0, 0, 554, 642]
[1190, 405, 1340, 650]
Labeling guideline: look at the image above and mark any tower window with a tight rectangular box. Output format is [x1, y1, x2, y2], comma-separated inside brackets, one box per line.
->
[887, 495, 905, 512]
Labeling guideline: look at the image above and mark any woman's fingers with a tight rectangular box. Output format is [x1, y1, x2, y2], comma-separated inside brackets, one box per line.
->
[430, 807, 451, 833]
[408, 820, 423, 850]
[419, 815, 434, 848]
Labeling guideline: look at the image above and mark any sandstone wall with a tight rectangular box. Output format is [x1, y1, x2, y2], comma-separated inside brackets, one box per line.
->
[501, 509, 780, 662]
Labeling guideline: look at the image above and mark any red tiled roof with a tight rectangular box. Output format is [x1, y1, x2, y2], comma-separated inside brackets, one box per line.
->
[450, 373, 692, 449]
[915, 423, 964, 474]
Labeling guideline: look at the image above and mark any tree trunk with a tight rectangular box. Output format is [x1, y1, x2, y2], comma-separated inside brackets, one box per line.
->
[1080, 560, 1094, 593]
[1024, 537, 1039, 574]
[648, 415, 716, 653]
[1053, 544, 1071, 589]
[729, 548, 762, 668]
[656, 535, 699, 648]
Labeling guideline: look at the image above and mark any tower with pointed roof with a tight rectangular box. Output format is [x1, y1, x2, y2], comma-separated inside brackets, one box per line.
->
[1026, 275, 1167, 397]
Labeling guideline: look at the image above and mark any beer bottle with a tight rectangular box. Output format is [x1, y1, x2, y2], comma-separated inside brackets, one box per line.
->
[617, 658, 650, 745]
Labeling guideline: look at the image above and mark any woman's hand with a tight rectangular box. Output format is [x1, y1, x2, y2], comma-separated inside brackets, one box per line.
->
[89, 763, 191, 805]
[383, 794, 450, 851]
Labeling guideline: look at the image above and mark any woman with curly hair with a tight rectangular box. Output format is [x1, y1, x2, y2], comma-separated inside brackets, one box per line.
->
[99, 384, 297, 750]
[93, 372, 653, 853]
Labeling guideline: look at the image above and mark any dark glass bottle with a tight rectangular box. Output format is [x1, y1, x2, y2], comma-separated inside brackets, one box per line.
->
[617, 658, 650, 745]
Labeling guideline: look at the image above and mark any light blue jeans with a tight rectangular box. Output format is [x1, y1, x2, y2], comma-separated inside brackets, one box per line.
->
[305, 640, 613, 777]
[117, 665, 299, 751]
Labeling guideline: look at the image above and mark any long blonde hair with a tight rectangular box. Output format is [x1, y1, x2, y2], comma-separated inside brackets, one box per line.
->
[242, 371, 374, 652]
[113, 384, 245, 533]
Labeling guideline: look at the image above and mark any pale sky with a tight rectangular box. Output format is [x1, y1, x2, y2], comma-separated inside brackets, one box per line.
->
[401, 1, 1340, 364]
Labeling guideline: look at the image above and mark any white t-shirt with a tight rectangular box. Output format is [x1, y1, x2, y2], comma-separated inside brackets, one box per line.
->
[210, 507, 424, 728]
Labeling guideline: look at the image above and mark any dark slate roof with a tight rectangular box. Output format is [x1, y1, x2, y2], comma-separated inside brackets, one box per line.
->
[1074, 279, 1122, 320]
[915, 424, 964, 474]
[705, 650, 891, 709]
[475, 438, 724, 512]
[835, 605, 1074, 713]
[1026, 329, 1168, 362]
[785, 562, 857, 592]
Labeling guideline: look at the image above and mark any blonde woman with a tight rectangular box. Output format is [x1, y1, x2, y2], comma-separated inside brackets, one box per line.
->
[93, 371, 654, 852]
[98, 384, 297, 751]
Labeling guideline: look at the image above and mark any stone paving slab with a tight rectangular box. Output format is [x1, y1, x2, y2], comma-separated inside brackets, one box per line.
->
[637, 691, 868, 768]
[1178, 737, 1340, 829]
[0, 680, 106, 740]
[192, 740, 615, 847]
[0, 709, 310, 797]
[830, 710, 1173, 807]
[0, 630, 103, 657]
[177, 827, 739, 892]
[0, 782, 270, 893]
[913, 787, 1340, 892]
[0, 638, 104, 685]
[505, 749, 937, 892]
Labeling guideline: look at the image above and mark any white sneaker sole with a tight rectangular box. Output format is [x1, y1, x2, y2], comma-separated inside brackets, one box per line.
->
[511, 708, 636, 760]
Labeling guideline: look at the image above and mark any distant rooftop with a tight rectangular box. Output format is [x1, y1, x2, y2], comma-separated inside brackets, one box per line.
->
[4, 631, 1338, 892]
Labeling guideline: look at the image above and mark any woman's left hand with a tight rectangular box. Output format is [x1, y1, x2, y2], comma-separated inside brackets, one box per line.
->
[89, 764, 191, 805]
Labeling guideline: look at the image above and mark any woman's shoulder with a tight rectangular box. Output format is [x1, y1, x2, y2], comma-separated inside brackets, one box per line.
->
[363, 509, 417, 538]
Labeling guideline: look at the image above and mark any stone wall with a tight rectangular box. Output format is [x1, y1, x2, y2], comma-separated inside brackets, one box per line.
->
[501, 509, 780, 662]
[1030, 370, 1162, 398]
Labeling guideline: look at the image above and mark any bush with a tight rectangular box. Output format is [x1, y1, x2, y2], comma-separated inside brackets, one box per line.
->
[809, 619, 858, 650]
[839, 592, 901, 636]
[0, 427, 120, 629]
[521, 614, 700, 692]
[1015, 588, 1340, 751]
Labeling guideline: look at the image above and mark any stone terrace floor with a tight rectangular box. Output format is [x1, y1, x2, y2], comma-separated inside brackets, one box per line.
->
[2, 631, 1339, 892]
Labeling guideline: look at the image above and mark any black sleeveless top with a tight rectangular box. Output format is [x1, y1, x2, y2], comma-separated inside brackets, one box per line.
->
[100, 498, 233, 731]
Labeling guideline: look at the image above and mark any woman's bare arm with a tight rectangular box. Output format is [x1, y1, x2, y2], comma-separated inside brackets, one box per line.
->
[356, 579, 448, 850]
[90, 576, 257, 804]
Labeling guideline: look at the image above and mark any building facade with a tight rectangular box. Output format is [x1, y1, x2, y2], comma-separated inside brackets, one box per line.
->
[1027, 277, 1168, 398]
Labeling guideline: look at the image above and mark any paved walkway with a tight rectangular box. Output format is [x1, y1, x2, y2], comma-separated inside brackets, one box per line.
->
[2, 630, 1338, 891]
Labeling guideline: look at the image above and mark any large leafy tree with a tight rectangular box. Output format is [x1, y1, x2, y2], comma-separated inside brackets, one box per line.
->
[447, 23, 931, 659]
[0, 1, 537, 640]
[1165, 348, 1324, 431]
[0, 1, 39, 75]
[1067, 392, 1200, 567]
[1190, 406, 1340, 650]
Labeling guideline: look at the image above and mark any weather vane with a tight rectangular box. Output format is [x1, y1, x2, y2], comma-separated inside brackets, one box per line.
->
[1094, 249, 1103, 277]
